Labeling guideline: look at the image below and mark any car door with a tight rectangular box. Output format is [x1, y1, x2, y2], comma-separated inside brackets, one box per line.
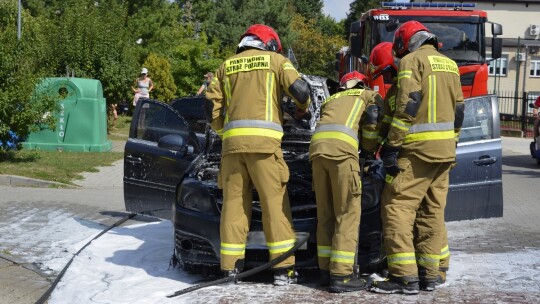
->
[124, 99, 200, 220]
[446, 94, 503, 221]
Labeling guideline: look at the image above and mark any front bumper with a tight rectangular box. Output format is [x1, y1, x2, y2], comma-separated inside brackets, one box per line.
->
[173, 205, 318, 269]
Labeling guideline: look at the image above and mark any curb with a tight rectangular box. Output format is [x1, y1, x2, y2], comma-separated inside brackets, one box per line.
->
[0, 175, 78, 189]
[0, 253, 53, 280]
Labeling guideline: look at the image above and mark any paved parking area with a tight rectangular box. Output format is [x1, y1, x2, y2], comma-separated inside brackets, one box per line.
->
[1, 136, 539, 303]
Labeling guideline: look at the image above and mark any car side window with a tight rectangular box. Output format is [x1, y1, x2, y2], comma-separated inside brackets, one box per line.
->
[459, 98, 494, 143]
[135, 101, 189, 143]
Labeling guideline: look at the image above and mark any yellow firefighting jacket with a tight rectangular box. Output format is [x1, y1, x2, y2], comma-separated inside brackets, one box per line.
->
[206, 49, 309, 155]
[387, 45, 464, 162]
[309, 88, 382, 161]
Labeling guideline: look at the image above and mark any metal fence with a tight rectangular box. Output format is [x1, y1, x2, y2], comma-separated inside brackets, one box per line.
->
[495, 90, 539, 137]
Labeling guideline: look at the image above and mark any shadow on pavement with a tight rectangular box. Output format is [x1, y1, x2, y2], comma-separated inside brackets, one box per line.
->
[502, 154, 540, 177]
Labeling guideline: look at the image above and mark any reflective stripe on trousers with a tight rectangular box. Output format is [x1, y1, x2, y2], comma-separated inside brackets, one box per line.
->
[381, 155, 452, 279]
[219, 152, 295, 271]
[313, 157, 361, 276]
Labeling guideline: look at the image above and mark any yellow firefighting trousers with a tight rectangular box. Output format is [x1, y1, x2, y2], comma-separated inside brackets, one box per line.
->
[312, 156, 362, 276]
[219, 151, 296, 271]
[381, 154, 452, 281]
[439, 227, 450, 280]
[416, 201, 451, 280]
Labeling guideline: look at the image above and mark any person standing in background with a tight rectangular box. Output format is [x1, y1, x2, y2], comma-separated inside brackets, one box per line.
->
[110, 103, 118, 130]
[132, 68, 153, 106]
[197, 72, 214, 96]
[533, 96, 540, 139]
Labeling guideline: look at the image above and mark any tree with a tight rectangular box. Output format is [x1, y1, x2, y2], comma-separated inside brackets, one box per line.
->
[289, 0, 323, 21]
[126, 1, 187, 60]
[170, 32, 223, 97]
[143, 53, 177, 102]
[0, 2, 57, 150]
[185, 0, 294, 53]
[288, 14, 347, 78]
[318, 14, 346, 37]
[126, 1, 226, 98]
[344, 0, 378, 40]
[39, 0, 138, 104]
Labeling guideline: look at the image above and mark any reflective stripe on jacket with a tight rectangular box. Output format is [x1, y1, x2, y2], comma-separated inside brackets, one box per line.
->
[206, 49, 309, 155]
[309, 88, 381, 161]
[387, 45, 464, 162]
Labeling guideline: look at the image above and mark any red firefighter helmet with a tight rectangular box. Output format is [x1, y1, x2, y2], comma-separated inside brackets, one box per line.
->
[240, 24, 282, 53]
[393, 20, 430, 58]
[339, 71, 367, 89]
[369, 42, 397, 80]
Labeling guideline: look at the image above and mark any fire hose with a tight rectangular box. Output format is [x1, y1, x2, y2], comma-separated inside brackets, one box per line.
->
[166, 232, 310, 298]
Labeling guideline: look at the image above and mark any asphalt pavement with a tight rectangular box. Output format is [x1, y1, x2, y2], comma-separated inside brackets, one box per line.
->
[1, 137, 539, 303]
[0, 140, 126, 304]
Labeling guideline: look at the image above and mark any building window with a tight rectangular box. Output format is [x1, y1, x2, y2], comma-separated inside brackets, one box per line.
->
[530, 59, 540, 78]
[488, 57, 507, 76]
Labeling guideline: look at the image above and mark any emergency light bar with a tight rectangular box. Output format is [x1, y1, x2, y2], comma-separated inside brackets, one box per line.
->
[381, 2, 476, 8]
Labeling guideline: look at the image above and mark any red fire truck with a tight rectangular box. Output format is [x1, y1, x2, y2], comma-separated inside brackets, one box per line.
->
[337, 2, 503, 99]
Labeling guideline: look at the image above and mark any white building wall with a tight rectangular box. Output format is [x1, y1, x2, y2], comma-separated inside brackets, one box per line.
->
[476, 3, 540, 94]
[476, 3, 540, 39]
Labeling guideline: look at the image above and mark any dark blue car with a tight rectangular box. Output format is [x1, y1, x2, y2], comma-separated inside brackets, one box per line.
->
[123, 76, 503, 275]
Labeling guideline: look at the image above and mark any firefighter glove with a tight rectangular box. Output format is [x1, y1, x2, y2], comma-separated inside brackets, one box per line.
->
[381, 143, 401, 177]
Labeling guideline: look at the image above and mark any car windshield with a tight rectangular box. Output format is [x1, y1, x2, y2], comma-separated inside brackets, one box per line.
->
[375, 22, 483, 64]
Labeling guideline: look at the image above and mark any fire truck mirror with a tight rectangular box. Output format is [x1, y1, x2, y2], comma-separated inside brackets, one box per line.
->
[349, 21, 363, 58]
[491, 37, 502, 60]
[491, 23, 503, 36]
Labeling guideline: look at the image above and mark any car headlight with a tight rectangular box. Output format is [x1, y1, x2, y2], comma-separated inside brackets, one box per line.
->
[178, 178, 218, 214]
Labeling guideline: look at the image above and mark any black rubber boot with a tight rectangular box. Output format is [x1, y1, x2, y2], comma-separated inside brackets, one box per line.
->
[419, 279, 436, 291]
[436, 271, 446, 284]
[370, 275, 419, 295]
[320, 270, 330, 287]
[418, 268, 443, 291]
[329, 274, 369, 293]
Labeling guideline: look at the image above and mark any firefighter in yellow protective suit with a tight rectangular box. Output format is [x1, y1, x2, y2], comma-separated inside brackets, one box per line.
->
[309, 71, 382, 293]
[369, 42, 451, 287]
[370, 21, 464, 294]
[205, 24, 311, 286]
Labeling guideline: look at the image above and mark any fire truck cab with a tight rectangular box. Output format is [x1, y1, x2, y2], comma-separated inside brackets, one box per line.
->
[339, 2, 503, 99]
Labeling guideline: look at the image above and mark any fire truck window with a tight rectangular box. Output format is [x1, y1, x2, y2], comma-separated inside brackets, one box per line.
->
[428, 24, 479, 51]
[376, 23, 394, 43]
[427, 24, 463, 51]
